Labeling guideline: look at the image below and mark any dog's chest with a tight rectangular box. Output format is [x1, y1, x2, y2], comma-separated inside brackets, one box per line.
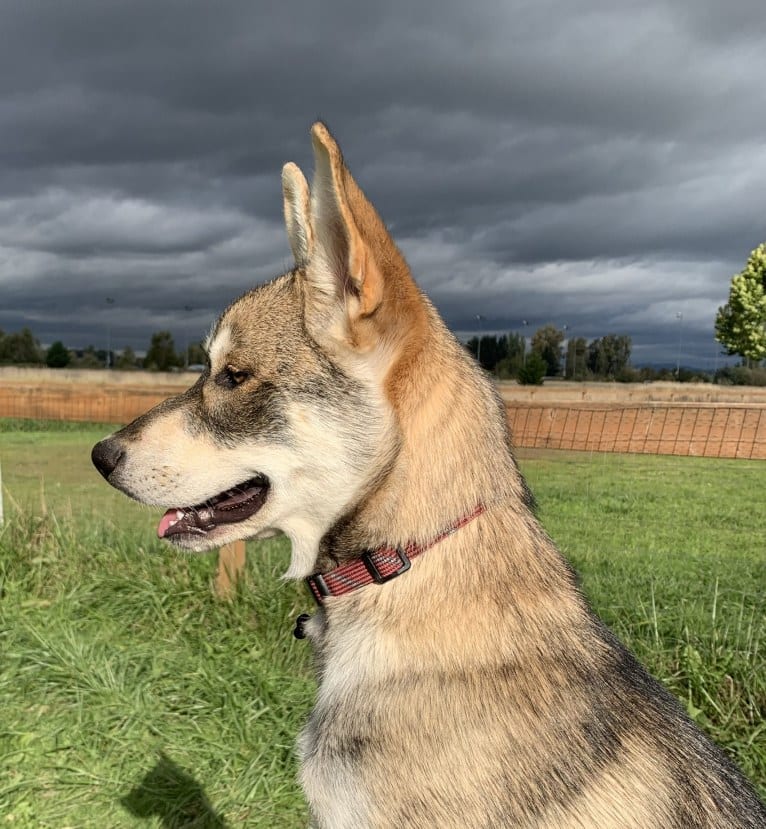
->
[298, 622, 379, 827]
[298, 705, 372, 829]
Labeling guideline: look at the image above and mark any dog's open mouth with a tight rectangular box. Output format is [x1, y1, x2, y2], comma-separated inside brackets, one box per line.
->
[156, 476, 269, 539]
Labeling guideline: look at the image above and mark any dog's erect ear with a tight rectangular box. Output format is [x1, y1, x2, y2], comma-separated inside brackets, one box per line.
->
[282, 162, 313, 265]
[306, 122, 385, 325]
[299, 122, 426, 358]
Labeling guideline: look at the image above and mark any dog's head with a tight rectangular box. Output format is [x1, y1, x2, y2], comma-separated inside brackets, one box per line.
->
[92, 123, 428, 577]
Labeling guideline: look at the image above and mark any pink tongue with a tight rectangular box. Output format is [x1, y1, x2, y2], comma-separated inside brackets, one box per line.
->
[157, 509, 181, 539]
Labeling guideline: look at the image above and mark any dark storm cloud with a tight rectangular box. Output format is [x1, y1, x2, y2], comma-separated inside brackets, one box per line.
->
[0, 0, 764, 364]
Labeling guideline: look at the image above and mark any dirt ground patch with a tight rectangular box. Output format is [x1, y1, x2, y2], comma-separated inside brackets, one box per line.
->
[498, 380, 766, 406]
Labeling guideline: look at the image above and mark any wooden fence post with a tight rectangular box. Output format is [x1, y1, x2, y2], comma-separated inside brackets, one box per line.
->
[215, 540, 247, 598]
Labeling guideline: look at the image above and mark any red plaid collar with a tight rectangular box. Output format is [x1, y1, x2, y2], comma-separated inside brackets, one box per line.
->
[305, 504, 485, 605]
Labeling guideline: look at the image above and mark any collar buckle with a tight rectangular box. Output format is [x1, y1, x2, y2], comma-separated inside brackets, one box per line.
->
[361, 546, 411, 584]
[306, 572, 331, 603]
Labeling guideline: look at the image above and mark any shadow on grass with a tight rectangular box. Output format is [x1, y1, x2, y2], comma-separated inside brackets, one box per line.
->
[121, 752, 227, 828]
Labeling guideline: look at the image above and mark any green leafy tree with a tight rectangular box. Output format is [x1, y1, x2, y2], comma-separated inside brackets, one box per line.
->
[495, 333, 526, 379]
[564, 337, 588, 380]
[0, 327, 44, 364]
[186, 341, 207, 367]
[466, 335, 507, 372]
[144, 331, 180, 372]
[530, 324, 564, 376]
[715, 243, 766, 365]
[45, 341, 71, 368]
[587, 334, 632, 379]
[481, 335, 504, 371]
[73, 345, 103, 369]
[115, 346, 139, 370]
[517, 351, 546, 385]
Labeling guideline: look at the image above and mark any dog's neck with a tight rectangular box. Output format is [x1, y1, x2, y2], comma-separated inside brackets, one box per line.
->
[304, 310, 587, 700]
[307, 503, 487, 603]
[315, 312, 532, 574]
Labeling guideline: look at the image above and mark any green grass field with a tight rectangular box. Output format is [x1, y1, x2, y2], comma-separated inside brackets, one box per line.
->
[1, 419, 764, 826]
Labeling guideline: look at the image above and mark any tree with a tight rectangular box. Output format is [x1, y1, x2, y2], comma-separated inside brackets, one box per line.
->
[186, 341, 207, 367]
[45, 341, 71, 368]
[564, 337, 588, 380]
[115, 346, 139, 370]
[478, 335, 501, 371]
[586, 334, 632, 379]
[530, 324, 564, 376]
[144, 331, 179, 372]
[517, 352, 546, 385]
[73, 345, 103, 369]
[715, 243, 766, 365]
[466, 335, 505, 372]
[0, 327, 43, 364]
[495, 333, 526, 379]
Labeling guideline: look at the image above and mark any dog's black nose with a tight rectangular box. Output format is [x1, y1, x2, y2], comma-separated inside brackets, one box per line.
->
[91, 438, 124, 480]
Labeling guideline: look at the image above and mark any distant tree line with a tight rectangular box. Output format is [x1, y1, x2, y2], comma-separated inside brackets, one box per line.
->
[465, 323, 753, 385]
[0, 328, 206, 372]
[2, 323, 765, 387]
[466, 324, 636, 384]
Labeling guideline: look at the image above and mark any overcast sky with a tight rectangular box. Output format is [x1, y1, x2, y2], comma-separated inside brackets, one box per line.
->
[1, 0, 763, 367]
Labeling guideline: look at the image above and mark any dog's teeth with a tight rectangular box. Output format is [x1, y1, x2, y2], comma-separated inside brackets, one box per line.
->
[165, 509, 185, 530]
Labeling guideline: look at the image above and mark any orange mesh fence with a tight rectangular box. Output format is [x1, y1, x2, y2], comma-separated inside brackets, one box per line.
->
[505, 403, 766, 459]
[2, 382, 766, 459]
[0, 384, 172, 425]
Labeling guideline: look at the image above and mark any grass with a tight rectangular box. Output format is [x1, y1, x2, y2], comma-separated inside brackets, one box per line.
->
[0, 420, 764, 826]
[519, 449, 766, 791]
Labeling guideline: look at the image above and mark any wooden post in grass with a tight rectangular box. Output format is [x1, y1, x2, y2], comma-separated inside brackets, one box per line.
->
[215, 540, 246, 598]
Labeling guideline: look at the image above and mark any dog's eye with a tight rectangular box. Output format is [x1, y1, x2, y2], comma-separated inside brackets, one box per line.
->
[228, 366, 250, 385]
[216, 365, 250, 389]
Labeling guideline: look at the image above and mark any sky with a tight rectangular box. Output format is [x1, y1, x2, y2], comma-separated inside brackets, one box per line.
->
[0, 0, 764, 368]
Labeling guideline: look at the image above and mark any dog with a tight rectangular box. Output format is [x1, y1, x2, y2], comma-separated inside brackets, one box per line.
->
[92, 123, 766, 828]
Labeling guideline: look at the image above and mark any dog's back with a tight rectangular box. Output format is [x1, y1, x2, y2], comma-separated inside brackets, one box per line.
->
[300, 472, 765, 828]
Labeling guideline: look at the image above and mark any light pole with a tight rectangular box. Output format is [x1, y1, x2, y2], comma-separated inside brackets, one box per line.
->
[475, 314, 485, 367]
[562, 324, 569, 379]
[522, 319, 528, 366]
[675, 312, 683, 379]
[184, 305, 194, 369]
[105, 297, 115, 368]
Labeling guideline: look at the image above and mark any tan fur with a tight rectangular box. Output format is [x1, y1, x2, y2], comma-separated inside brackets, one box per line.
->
[92, 123, 766, 828]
